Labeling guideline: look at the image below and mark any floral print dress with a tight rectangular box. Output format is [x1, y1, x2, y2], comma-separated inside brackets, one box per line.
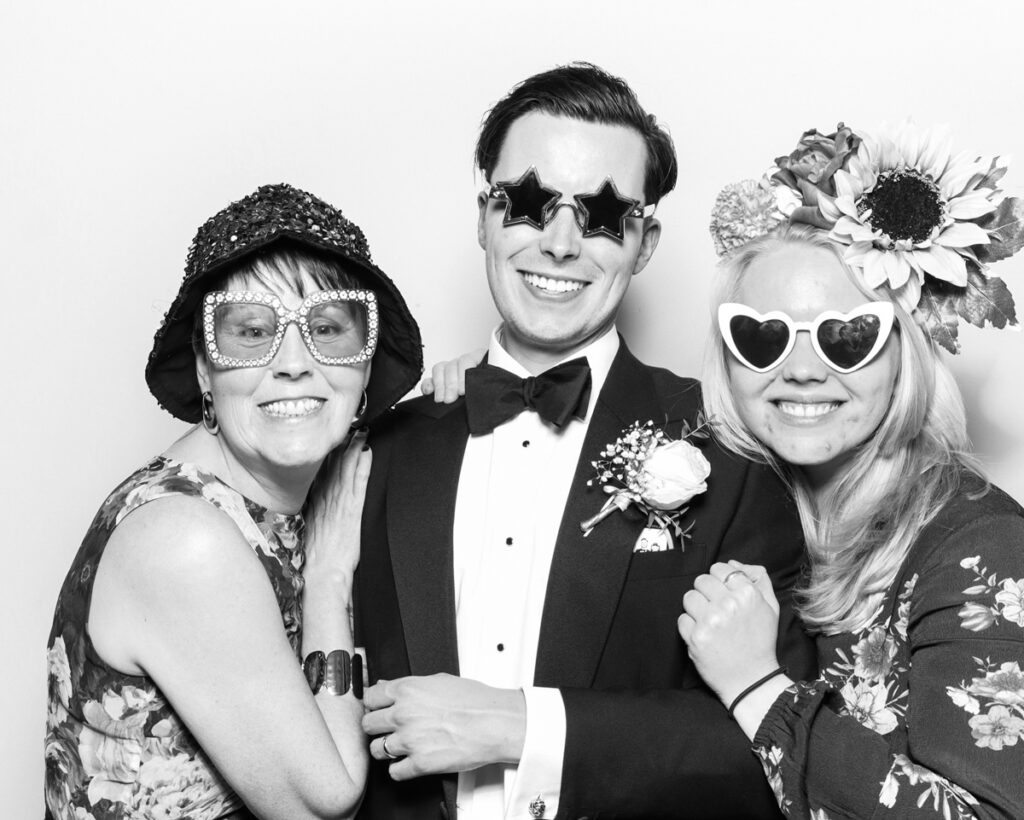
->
[45, 456, 305, 820]
[754, 474, 1024, 819]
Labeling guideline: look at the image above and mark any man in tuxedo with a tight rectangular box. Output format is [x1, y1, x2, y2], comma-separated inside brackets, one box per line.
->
[357, 63, 816, 819]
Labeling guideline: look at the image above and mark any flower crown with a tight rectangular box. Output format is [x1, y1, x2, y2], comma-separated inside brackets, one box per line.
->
[709, 123, 1024, 353]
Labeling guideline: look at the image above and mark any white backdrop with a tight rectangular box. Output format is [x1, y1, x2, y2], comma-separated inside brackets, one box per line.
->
[6, 1, 1024, 813]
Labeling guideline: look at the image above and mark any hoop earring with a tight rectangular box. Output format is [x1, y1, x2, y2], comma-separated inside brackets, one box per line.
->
[201, 391, 219, 435]
[351, 389, 368, 426]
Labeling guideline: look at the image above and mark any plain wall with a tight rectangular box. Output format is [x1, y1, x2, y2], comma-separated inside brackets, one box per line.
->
[6, 1, 1024, 813]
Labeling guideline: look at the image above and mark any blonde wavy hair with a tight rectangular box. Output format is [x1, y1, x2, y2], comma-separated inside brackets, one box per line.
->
[702, 224, 984, 634]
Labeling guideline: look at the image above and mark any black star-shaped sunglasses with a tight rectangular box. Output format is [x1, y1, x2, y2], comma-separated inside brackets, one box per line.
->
[485, 166, 655, 242]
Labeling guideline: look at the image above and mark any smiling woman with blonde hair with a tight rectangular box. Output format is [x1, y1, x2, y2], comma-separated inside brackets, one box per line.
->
[702, 222, 978, 634]
[680, 124, 1024, 818]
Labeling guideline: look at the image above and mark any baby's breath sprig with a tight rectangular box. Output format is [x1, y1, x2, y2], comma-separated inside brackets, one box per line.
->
[581, 416, 711, 539]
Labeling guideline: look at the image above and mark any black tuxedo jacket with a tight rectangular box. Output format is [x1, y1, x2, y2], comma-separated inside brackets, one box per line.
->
[356, 342, 816, 820]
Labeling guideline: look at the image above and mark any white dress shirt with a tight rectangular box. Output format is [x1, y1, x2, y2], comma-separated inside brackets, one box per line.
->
[453, 326, 619, 820]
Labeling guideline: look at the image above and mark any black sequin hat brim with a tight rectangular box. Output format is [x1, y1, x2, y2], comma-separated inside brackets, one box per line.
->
[146, 183, 423, 425]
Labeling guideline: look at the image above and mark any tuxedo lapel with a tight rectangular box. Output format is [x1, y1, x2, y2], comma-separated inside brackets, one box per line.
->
[386, 404, 468, 677]
[534, 346, 664, 688]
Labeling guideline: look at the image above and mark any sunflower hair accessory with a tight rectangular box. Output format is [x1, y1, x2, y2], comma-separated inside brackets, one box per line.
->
[709, 123, 1024, 353]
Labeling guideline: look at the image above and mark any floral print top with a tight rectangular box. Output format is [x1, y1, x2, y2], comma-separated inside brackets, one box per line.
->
[754, 474, 1024, 819]
[45, 456, 305, 820]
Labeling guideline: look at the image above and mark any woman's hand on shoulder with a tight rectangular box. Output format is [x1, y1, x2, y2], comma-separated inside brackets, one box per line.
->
[677, 560, 782, 706]
[304, 430, 371, 589]
[419, 348, 486, 403]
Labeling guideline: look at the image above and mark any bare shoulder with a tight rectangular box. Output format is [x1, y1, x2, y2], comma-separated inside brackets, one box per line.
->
[91, 495, 279, 673]
[103, 494, 257, 580]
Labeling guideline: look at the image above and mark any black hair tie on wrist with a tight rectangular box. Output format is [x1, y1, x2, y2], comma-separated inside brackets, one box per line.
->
[727, 666, 788, 717]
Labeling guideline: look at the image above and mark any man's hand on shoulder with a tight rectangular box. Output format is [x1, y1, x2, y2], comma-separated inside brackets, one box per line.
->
[419, 349, 486, 402]
[362, 673, 526, 780]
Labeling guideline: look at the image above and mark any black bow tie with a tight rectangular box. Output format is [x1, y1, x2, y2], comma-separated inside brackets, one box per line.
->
[464, 357, 592, 435]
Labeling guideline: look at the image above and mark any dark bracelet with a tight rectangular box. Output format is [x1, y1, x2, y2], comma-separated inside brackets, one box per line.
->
[302, 649, 364, 699]
[727, 666, 788, 717]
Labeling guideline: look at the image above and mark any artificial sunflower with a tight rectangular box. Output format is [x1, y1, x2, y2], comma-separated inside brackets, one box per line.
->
[710, 122, 1024, 353]
[823, 123, 1005, 312]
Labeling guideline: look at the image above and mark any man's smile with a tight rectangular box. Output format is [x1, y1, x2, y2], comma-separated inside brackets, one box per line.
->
[521, 271, 587, 294]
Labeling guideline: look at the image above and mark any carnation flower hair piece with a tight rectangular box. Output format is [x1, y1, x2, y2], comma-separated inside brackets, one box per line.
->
[710, 123, 1024, 353]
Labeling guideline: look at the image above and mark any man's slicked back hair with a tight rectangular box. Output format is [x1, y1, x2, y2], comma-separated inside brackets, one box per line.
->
[475, 62, 678, 206]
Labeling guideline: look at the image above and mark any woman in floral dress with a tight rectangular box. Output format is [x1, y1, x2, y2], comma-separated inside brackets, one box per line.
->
[44, 184, 422, 819]
[679, 124, 1024, 818]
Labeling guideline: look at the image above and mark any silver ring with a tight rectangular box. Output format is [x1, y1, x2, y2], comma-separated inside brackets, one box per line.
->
[382, 734, 400, 760]
[724, 569, 751, 584]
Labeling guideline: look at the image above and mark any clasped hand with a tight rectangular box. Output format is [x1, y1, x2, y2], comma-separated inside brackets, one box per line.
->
[362, 674, 526, 780]
[677, 561, 782, 706]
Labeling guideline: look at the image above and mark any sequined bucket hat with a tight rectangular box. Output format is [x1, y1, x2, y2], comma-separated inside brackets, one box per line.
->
[146, 183, 423, 425]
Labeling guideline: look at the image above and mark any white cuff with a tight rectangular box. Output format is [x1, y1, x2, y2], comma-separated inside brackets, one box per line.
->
[505, 686, 564, 819]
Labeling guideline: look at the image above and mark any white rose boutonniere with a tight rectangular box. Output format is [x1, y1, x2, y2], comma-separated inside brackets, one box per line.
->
[580, 418, 711, 542]
[640, 438, 711, 509]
